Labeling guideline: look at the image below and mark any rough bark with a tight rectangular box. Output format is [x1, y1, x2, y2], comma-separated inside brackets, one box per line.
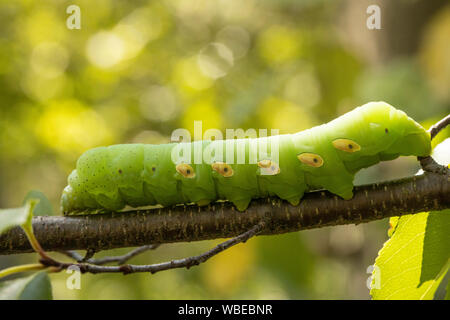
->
[0, 171, 448, 255]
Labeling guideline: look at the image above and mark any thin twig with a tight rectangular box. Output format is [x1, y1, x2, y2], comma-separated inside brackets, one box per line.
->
[428, 114, 450, 140]
[418, 113, 450, 174]
[92, 244, 160, 265]
[61, 245, 160, 265]
[81, 248, 96, 262]
[42, 223, 264, 275]
[59, 250, 84, 262]
[92, 245, 161, 265]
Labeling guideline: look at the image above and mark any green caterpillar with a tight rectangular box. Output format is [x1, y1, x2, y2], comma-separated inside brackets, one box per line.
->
[61, 102, 431, 215]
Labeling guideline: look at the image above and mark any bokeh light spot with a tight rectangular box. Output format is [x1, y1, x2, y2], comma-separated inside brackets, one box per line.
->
[283, 70, 321, 109]
[30, 42, 69, 79]
[259, 97, 316, 133]
[197, 42, 234, 79]
[216, 26, 251, 60]
[258, 25, 303, 64]
[139, 85, 180, 122]
[86, 31, 125, 69]
[173, 57, 214, 91]
[182, 100, 222, 137]
[36, 100, 113, 154]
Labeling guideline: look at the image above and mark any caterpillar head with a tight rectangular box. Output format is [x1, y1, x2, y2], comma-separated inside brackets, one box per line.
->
[380, 107, 431, 158]
[359, 102, 430, 157]
[329, 102, 431, 172]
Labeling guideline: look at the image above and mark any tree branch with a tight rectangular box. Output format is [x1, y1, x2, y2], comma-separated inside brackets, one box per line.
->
[1, 171, 448, 255]
[40, 222, 265, 275]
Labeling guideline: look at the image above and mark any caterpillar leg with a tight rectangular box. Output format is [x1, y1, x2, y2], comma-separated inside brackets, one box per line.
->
[95, 193, 125, 211]
[196, 199, 212, 206]
[286, 196, 301, 206]
[232, 198, 252, 212]
[309, 175, 354, 200]
[326, 182, 354, 200]
[264, 183, 305, 206]
[335, 189, 353, 200]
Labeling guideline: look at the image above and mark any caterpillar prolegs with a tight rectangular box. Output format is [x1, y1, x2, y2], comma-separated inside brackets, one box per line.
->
[61, 102, 431, 215]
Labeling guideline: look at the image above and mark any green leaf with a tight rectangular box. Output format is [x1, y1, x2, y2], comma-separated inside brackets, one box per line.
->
[371, 210, 450, 300]
[0, 199, 38, 236]
[23, 190, 54, 216]
[0, 271, 52, 300]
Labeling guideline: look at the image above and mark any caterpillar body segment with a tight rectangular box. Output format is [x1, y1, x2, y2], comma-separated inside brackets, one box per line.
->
[61, 102, 431, 214]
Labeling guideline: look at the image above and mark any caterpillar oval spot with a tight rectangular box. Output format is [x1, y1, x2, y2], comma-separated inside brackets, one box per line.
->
[258, 160, 280, 175]
[297, 153, 324, 168]
[176, 163, 196, 178]
[332, 139, 361, 153]
[211, 162, 233, 177]
[257, 159, 272, 168]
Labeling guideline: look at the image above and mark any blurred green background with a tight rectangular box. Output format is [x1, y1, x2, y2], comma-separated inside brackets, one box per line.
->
[0, 0, 449, 299]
